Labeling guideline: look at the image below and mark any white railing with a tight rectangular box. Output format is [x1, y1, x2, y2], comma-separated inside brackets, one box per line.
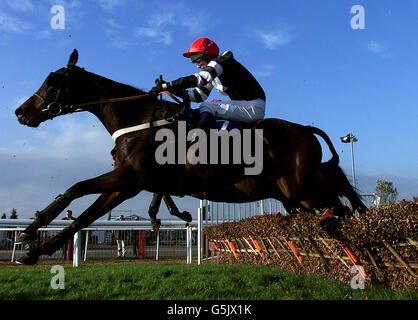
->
[198, 199, 287, 226]
[1, 195, 379, 267]
[0, 219, 198, 267]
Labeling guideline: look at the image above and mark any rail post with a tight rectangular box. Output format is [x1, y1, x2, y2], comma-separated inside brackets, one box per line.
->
[73, 231, 81, 267]
[84, 230, 89, 262]
[186, 225, 192, 264]
[155, 230, 160, 261]
[139, 230, 145, 259]
[198, 199, 204, 264]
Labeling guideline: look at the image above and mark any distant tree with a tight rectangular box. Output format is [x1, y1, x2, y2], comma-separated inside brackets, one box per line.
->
[9, 208, 18, 219]
[1, 213, 6, 219]
[413, 196, 418, 203]
[376, 179, 399, 205]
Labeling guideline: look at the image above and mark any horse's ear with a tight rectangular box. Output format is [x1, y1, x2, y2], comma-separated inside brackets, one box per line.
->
[67, 49, 78, 67]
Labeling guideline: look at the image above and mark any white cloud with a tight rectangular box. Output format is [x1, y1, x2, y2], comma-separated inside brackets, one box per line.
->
[135, 27, 173, 46]
[0, 11, 31, 34]
[253, 64, 276, 78]
[35, 29, 52, 40]
[0, 117, 113, 216]
[38, 117, 113, 157]
[7, 0, 34, 11]
[98, 2, 212, 49]
[367, 40, 384, 54]
[46, 0, 81, 9]
[0, 116, 199, 219]
[366, 40, 390, 58]
[102, 18, 138, 49]
[256, 29, 292, 50]
[0, 117, 114, 200]
[134, 3, 212, 46]
[105, 18, 121, 30]
[151, 11, 175, 28]
[96, 0, 127, 11]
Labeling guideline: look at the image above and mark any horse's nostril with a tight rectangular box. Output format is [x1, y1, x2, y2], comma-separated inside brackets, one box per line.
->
[15, 107, 24, 117]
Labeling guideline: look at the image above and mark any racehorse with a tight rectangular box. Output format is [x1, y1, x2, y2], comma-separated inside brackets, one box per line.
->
[14, 49, 366, 265]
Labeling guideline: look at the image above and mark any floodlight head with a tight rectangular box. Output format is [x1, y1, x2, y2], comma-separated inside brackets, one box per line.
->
[340, 135, 351, 143]
[340, 133, 358, 143]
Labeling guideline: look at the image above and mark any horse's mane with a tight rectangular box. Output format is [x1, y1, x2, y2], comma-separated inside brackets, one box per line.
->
[86, 70, 147, 95]
[78, 67, 180, 107]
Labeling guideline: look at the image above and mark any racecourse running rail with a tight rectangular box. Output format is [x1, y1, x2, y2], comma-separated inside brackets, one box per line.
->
[0, 195, 379, 266]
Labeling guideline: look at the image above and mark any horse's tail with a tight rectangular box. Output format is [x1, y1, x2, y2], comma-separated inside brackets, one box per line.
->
[306, 125, 339, 166]
[306, 125, 367, 213]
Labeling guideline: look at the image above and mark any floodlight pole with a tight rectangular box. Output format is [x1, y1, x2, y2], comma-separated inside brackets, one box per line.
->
[341, 133, 358, 187]
[350, 135, 356, 187]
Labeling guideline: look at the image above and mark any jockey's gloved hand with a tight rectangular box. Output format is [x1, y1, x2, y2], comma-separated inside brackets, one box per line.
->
[150, 80, 174, 96]
[151, 80, 187, 99]
[160, 81, 187, 98]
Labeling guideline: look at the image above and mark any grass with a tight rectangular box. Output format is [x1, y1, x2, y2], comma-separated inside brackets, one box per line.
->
[0, 262, 416, 300]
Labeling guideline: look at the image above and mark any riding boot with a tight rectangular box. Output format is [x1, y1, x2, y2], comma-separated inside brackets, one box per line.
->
[196, 111, 215, 131]
[190, 112, 215, 144]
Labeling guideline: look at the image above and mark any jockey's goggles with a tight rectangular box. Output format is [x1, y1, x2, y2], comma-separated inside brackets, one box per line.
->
[190, 53, 203, 64]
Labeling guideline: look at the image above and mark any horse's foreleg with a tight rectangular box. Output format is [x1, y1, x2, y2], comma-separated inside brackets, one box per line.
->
[19, 166, 135, 242]
[163, 195, 192, 223]
[17, 189, 140, 265]
[148, 193, 163, 232]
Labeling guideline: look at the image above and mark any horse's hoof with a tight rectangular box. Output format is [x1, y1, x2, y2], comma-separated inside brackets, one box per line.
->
[180, 211, 192, 223]
[152, 219, 161, 232]
[15, 232, 37, 244]
[15, 254, 39, 266]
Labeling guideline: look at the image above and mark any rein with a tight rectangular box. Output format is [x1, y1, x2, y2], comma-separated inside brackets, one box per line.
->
[33, 69, 186, 142]
[74, 90, 182, 109]
[41, 90, 182, 116]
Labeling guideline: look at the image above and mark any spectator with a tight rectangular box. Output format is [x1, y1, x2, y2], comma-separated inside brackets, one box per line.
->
[26, 210, 42, 250]
[6, 209, 18, 242]
[30, 210, 40, 220]
[62, 210, 76, 260]
[0, 230, 12, 249]
[114, 215, 126, 258]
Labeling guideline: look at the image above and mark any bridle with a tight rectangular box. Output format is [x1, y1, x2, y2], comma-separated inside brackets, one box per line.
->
[34, 90, 74, 118]
[29, 67, 186, 141]
[32, 67, 182, 120]
[30, 67, 81, 121]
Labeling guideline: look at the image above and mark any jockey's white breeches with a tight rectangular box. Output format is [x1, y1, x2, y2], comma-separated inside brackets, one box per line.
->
[199, 98, 266, 122]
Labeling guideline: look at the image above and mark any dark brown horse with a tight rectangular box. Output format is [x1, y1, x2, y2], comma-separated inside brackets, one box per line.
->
[14, 50, 366, 265]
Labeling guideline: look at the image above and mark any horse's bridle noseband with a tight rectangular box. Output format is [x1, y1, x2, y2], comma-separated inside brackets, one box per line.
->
[33, 67, 80, 120]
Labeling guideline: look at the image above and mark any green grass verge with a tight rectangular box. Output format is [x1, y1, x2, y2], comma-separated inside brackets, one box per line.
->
[0, 262, 416, 300]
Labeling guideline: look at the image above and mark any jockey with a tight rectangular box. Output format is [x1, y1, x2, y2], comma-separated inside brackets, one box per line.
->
[151, 37, 266, 130]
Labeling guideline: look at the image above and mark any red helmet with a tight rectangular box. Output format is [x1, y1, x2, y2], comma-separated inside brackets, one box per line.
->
[182, 38, 219, 58]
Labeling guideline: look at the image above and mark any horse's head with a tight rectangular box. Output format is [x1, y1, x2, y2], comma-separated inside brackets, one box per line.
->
[15, 49, 83, 127]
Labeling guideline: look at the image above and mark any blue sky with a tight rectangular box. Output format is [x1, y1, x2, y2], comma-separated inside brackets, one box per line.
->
[0, 0, 417, 218]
